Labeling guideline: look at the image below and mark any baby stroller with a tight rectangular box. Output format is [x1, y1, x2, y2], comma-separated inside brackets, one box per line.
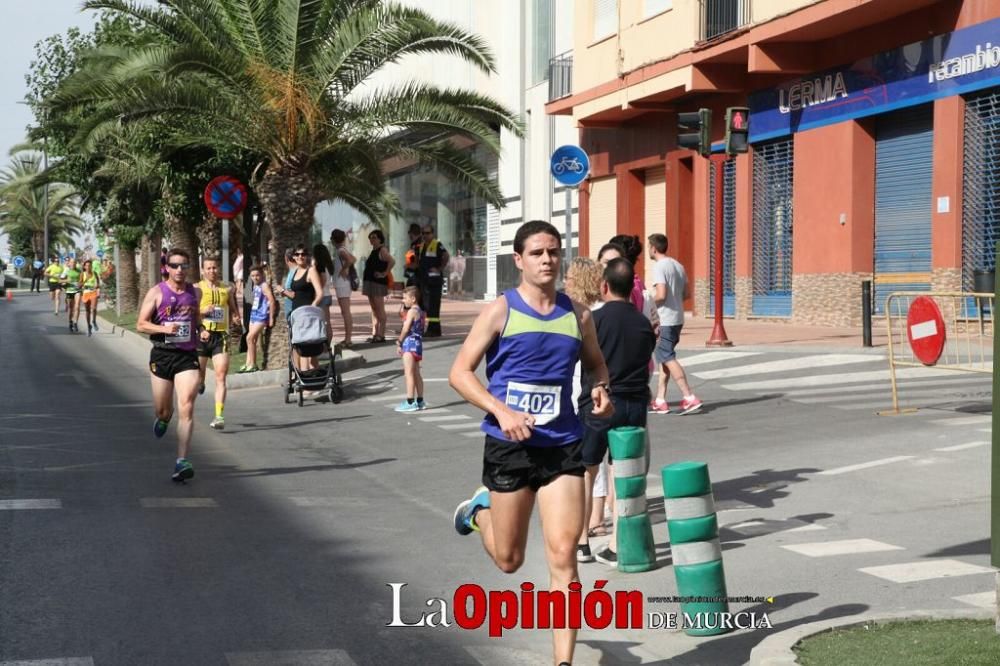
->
[285, 305, 344, 406]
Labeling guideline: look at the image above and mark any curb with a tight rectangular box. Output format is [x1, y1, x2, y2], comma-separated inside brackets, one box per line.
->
[748, 608, 997, 665]
[95, 315, 366, 387]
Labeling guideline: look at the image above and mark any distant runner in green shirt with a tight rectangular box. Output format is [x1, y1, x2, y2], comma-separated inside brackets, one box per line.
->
[60, 258, 82, 333]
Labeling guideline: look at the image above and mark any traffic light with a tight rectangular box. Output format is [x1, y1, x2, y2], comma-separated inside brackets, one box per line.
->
[725, 107, 750, 156]
[677, 108, 712, 157]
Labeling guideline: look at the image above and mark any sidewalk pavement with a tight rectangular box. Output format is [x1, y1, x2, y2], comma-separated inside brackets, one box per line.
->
[328, 293, 886, 351]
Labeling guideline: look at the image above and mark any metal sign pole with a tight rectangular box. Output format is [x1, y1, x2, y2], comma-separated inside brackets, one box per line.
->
[706, 154, 733, 347]
[221, 216, 230, 283]
[565, 187, 573, 263]
[114, 243, 121, 317]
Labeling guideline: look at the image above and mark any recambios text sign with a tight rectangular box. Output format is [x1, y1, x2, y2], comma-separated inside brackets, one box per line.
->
[749, 17, 1000, 142]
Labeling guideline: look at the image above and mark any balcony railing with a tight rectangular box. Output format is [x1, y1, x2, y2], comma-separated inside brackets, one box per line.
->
[700, 0, 751, 42]
[548, 51, 573, 102]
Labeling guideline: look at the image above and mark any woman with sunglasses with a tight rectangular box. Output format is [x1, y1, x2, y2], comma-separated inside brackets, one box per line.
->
[362, 229, 395, 343]
[274, 244, 324, 370]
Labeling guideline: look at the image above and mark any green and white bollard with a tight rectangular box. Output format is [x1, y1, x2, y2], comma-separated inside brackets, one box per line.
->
[662, 461, 731, 636]
[608, 426, 656, 573]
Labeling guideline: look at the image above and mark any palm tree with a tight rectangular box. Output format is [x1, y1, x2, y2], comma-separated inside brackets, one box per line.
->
[0, 152, 85, 260]
[53, 0, 521, 365]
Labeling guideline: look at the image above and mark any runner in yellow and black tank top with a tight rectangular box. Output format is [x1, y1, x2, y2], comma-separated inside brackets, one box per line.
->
[195, 257, 242, 430]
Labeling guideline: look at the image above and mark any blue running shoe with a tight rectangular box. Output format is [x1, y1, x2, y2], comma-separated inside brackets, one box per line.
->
[453, 486, 490, 536]
[171, 458, 194, 483]
[153, 419, 169, 438]
[394, 400, 420, 413]
[416, 399, 427, 410]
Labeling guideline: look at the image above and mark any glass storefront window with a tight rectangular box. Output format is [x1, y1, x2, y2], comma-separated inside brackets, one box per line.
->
[314, 148, 490, 299]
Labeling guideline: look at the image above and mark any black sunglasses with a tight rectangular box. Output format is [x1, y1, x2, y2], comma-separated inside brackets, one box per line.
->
[167, 262, 189, 269]
[293, 252, 309, 257]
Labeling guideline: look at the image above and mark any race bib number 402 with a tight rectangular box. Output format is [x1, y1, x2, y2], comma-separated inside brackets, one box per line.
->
[505, 382, 560, 425]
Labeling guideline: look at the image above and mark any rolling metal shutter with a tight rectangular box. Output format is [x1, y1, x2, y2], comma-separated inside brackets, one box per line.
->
[708, 160, 736, 315]
[643, 166, 666, 287]
[874, 105, 933, 313]
[752, 139, 794, 317]
[962, 88, 1000, 292]
[589, 176, 618, 259]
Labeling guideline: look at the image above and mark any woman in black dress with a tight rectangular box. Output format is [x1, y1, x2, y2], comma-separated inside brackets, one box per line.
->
[274, 244, 324, 369]
[362, 229, 395, 343]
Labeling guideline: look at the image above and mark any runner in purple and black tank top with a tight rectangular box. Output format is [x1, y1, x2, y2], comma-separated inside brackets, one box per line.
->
[448, 221, 614, 666]
[137, 249, 206, 483]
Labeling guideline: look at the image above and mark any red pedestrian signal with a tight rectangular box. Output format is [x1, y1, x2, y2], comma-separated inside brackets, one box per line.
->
[724, 107, 750, 156]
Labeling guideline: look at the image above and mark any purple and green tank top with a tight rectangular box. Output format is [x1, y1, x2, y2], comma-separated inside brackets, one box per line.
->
[150, 282, 198, 351]
[481, 289, 583, 447]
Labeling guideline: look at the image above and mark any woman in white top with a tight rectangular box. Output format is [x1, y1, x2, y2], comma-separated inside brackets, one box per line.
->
[330, 229, 356, 347]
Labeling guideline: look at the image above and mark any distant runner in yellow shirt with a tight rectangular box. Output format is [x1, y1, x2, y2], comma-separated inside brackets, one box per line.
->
[45, 257, 63, 315]
[196, 256, 241, 430]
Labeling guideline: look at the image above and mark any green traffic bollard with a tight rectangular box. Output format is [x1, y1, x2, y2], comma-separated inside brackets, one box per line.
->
[608, 426, 656, 573]
[662, 461, 731, 636]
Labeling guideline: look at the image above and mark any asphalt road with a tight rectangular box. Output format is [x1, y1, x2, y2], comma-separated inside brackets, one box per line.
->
[1, 292, 995, 665]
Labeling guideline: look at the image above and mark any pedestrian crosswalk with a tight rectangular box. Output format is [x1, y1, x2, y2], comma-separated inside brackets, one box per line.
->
[677, 349, 991, 415]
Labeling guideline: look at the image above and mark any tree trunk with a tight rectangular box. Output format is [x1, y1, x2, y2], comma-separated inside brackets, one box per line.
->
[197, 213, 223, 259]
[256, 162, 324, 369]
[118, 239, 140, 314]
[163, 211, 201, 283]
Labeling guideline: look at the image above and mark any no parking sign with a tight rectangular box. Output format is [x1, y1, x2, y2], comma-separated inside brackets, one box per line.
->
[204, 176, 248, 219]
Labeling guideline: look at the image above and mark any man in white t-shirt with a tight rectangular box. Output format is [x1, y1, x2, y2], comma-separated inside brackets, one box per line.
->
[648, 233, 702, 415]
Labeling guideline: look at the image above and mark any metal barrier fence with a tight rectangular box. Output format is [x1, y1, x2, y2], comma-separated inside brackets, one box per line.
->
[884, 291, 994, 414]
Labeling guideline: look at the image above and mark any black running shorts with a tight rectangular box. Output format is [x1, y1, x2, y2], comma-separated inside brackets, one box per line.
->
[48, 282, 60, 292]
[482, 435, 584, 493]
[197, 331, 229, 358]
[149, 347, 200, 381]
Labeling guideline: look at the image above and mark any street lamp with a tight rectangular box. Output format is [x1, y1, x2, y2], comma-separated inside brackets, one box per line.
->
[15, 101, 49, 262]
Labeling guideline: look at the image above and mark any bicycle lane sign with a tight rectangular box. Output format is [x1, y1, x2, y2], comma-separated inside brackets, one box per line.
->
[550, 145, 590, 187]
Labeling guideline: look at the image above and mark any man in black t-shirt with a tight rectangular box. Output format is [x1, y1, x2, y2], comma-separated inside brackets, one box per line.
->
[576, 257, 657, 566]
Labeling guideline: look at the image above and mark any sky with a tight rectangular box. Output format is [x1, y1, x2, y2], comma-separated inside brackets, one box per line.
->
[0, 1, 98, 259]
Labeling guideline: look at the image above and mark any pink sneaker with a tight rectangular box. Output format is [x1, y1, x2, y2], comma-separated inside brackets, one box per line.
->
[648, 399, 670, 414]
[679, 396, 703, 415]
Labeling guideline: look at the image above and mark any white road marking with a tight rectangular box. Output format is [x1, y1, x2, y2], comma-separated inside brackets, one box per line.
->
[462, 431, 484, 438]
[722, 367, 944, 391]
[368, 393, 409, 402]
[412, 407, 452, 414]
[934, 441, 989, 452]
[858, 560, 995, 583]
[0, 657, 94, 666]
[419, 415, 472, 423]
[952, 591, 996, 609]
[817, 456, 914, 476]
[781, 539, 904, 557]
[0, 499, 62, 510]
[694, 354, 878, 380]
[859, 559, 995, 583]
[678, 351, 763, 368]
[289, 497, 370, 507]
[139, 497, 218, 509]
[226, 650, 358, 666]
[439, 421, 479, 430]
[928, 415, 992, 426]
[780, 375, 991, 398]
[785, 523, 828, 533]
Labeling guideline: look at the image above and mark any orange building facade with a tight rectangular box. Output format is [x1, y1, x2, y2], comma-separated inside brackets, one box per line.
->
[547, 0, 1000, 326]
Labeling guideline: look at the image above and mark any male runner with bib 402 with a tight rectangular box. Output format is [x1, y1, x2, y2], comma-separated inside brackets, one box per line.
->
[450, 220, 613, 666]
[137, 249, 205, 483]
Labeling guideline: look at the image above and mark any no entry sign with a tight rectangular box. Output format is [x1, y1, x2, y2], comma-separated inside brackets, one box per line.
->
[204, 176, 248, 219]
[906, 296, 946, 365]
